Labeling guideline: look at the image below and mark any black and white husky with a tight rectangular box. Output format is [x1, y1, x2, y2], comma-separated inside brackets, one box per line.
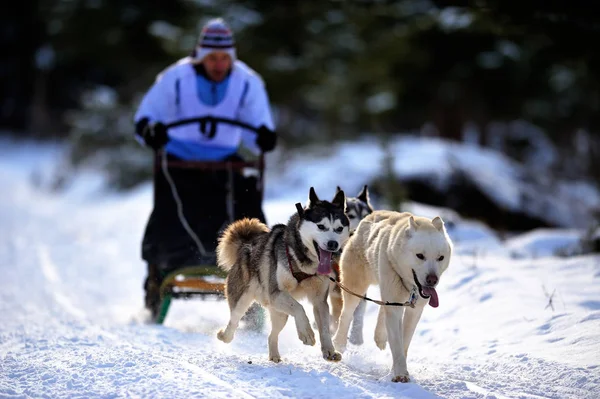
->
[216, 187, 350, 363]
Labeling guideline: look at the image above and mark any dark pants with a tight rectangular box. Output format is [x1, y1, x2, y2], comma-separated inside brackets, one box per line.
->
[142, 154, 265, 309]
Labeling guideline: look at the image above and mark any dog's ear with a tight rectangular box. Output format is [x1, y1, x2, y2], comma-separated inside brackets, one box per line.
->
[432, 216, 445, 232]
[357, 184, 373, 210]
[332, 189, 347, 212]
[295, 202, 304, 217]
[357, 185, 368, 201]
[308, 186, 319, 207]
[406, 215, 418, 238]
[409, 216, 419, 229]
[335, 185, 342, 194]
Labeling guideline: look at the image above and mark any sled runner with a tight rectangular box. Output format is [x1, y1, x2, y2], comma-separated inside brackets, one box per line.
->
[145, 117, 266, 326]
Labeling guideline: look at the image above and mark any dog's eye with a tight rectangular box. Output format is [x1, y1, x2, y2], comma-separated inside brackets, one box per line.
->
[416, 253, 425, 260]
[437, 255, 444, 261]
[348, 215, 356, 219]
[335, 226, 344, 233]
[317, 224, 326, 231]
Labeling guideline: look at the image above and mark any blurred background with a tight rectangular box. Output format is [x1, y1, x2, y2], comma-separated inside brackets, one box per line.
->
[2, 0, 599, 248]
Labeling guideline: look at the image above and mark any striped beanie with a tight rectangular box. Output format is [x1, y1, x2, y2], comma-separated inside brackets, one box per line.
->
[193, 18, 237, 62]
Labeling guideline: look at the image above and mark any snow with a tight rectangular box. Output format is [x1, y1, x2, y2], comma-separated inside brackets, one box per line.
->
[504, 229, 583, 258]
[266, 135, 600, 229]
[1, 136, 600, 398]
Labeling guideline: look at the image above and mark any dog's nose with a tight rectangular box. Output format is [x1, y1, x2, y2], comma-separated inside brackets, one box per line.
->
[327, 240, 339, 251]
[426, 274, 438, 286]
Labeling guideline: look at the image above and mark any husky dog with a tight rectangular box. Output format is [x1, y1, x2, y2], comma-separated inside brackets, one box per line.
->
[332, 210, 452, 383]
[341, 185, 374, 232]
[329, 185, 374, 344]
[216, 187, 350, 363]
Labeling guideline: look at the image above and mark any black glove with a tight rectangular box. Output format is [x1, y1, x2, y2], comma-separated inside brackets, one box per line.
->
[255, 125, 277, 152]
[136, 118, 169, 151]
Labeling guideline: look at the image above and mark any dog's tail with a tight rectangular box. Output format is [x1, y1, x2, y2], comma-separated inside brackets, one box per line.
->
[217, 218, 269, 272]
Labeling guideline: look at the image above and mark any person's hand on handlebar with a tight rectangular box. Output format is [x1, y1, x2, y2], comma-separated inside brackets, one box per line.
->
[255, 125, 277, 152]
[137, 118, 169, 151]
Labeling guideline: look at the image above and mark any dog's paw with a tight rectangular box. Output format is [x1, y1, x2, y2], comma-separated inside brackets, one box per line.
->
[375, 337, 387, 350]
[332, 335, 347, 353]
[392, 374, 410, 383]
[269, 354, 282, 363]
[297, 326, 316, 346]
[374, 329, 387, 350]
[217, 329, 233, 343]
[322, 349, 342, 362]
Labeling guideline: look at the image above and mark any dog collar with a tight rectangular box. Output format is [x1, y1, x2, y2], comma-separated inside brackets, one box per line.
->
[285, 246, 316, 283]
[398, 275, 419, 305]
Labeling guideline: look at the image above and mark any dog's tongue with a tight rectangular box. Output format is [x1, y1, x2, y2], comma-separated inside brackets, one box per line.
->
[422, 287, 439, 308]
[317, 248, 332, 275]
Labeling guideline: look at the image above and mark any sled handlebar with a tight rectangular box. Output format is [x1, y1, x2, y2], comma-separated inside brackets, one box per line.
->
[158, 158, 263, 171]
[158, 116, 266, 201]
[160, 116, 264, 170]
[165, 116, 261, 134]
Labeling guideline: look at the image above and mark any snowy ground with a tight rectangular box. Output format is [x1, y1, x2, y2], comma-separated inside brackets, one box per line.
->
[1, 137, 599, 399]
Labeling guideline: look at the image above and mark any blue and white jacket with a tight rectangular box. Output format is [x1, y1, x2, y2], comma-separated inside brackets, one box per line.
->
[134, 57, 275, 161]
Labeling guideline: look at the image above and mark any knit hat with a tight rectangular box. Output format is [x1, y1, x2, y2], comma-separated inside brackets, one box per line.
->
[192, 18, 237, 62]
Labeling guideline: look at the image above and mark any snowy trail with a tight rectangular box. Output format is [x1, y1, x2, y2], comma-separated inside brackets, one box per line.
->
[1, 139, 599, 398]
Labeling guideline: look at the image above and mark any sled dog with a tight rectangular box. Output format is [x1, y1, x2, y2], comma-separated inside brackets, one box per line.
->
[216, 187, 350, 363]
[329, 185, 374, 343]
[332, 210, 452, 382]
[340, 185, 374, 232]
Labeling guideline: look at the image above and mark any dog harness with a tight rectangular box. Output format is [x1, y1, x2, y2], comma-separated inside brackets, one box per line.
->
[285, 246, 316, 283]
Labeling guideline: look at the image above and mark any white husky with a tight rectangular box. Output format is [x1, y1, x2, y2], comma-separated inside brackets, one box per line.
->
[332, 210, 452, 382]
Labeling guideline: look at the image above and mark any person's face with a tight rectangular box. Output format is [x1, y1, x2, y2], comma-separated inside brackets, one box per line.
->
[203, 52, 232, 82]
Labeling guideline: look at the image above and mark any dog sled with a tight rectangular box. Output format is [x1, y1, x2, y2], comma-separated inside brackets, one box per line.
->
[145, 117, 266, 326]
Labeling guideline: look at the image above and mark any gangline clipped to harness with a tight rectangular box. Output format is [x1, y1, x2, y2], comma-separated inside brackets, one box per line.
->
[328, 276, 418, 308]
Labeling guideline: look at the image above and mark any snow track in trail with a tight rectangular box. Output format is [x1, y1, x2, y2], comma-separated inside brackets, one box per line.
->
[1, 324, 257, 399]
[39, 244, 87, 319]
[413, 355, 600, 399]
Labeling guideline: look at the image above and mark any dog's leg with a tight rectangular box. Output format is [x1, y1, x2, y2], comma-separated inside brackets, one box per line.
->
[312, 285, 342, 362]
[378, 259, 412, 382]
[349, 299, 367, 345]
[271, 292, 315, 346]
[374, 305, 388, 350]
[384, 305, 411, 383]
[217, 289, 255, 344]
[401, 303, 426, 357]
[333, 244, 372, 352]
[267, 308, 288, 363]
[332, 291, 361, 353]
[329, 286, 343, 333]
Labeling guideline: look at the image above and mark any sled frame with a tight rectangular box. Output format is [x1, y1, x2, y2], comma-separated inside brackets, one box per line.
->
[152, 155, 265, 325]
[147, 116, 267, 325]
